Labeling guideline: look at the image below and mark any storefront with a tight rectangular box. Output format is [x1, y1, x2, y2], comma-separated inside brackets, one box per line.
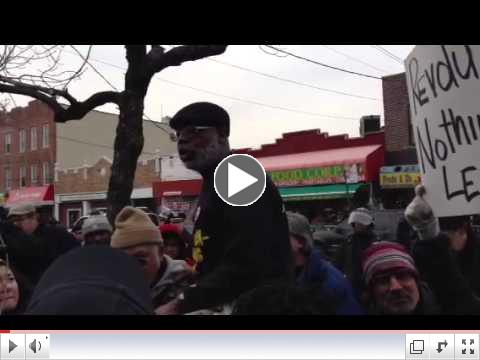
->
[152, 179, 202, 214]
[257, 144, 384, 221]
[379, 164, 421, 209]
[56, 187, 155, 227]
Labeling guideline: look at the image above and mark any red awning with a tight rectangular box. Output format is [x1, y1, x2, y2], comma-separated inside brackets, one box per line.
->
[257, 145, 383, 172]
[6, 185, 54, 206]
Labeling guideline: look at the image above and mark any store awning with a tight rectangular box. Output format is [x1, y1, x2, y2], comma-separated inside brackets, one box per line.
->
[5, 185, 54, 207]
[279, 183, 366, 202]
[258, 145, 382, 172]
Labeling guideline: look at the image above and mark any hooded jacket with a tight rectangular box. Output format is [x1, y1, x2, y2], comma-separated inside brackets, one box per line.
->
[151, 255, 193, 307]
[26, 247, 153, 315]
[296, 249, 364, 315]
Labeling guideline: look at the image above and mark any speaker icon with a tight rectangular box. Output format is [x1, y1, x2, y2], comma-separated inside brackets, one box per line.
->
[29, 339, 41, 354]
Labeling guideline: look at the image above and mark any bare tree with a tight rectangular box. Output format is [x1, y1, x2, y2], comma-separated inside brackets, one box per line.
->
[0, 45, 227, 223]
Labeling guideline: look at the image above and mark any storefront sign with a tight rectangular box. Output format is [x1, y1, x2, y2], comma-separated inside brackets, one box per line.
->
[380, 165, 421, 188]
[269, 164, 364, 187]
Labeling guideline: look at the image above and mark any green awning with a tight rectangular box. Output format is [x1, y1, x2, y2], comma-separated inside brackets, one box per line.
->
[279, 183, 366, 202]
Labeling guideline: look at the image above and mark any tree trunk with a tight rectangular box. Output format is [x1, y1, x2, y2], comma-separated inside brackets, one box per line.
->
[107, 92, 145, 225]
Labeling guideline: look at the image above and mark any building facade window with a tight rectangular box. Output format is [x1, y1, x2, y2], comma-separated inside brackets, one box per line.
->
[31, 164, 38, 185]
[31, 127, 37, 151]
[4, 167, 11, 190]
[20, 166, 26, 187]
[19, 129, 27, 153]
[43, 162, 50, 185]
[4, 133, 12, 153]
[42, 124, 49, 148]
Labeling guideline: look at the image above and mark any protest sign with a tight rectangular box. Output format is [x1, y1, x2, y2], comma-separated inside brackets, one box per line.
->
[405, 45, 480, 216]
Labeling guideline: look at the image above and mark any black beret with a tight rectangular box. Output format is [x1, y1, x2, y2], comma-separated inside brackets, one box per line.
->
[169, 102, 230, 136]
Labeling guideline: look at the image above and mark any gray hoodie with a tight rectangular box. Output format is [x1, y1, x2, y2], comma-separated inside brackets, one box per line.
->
[151, 255, 193, 307]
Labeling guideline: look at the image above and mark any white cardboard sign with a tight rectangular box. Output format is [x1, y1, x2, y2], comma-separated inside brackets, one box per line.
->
[405, 45, 480, 217]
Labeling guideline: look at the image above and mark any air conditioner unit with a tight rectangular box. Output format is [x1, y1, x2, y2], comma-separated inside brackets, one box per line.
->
[360, 115, 381, 137]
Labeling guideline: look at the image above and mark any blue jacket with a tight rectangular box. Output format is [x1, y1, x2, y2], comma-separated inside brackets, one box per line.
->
[296, 249, 364, 315]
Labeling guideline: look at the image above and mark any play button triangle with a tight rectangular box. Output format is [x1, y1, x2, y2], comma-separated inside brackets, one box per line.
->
[228, 162, 258, 198]
[9, 339, 17, 353]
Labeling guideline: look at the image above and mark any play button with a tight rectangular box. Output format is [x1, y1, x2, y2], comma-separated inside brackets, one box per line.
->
[214, 154, 266, 206]
[9, 340, 17, 353]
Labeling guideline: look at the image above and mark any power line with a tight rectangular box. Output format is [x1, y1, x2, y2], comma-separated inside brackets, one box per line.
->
[208, 58, 381, 101]
[154, 77, 358, 120]
[68, 46, 172, 136]
[57, 135, 157, 156]
[370, 45, 404, 64]
[321, 45, 389, 74]
[263, 45, 382, 80]
[68, 50, 360, 121]
[70, 46, 120, 91]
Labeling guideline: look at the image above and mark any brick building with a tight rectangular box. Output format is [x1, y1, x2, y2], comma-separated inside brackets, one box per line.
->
[0, 100, 177, 226]
[380, 72, 421, 208]
[0, 101, 56, 206]
[55, 156, 163, 226]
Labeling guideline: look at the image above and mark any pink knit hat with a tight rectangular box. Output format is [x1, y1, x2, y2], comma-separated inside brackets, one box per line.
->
[362, 242, 418, 285]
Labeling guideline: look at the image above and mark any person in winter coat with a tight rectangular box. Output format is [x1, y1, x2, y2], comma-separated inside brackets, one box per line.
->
[405, 185, 480, 314]
[156, 102, 293, 315]
[334, 207, 378, 297]
[26, 247, 154, 315]
[361, 241, 439, 315]
[2, 203, 79, 286]
[286, 211, 364, 315]
[111, 207, 193, 307]
[81, 215, 112, 246]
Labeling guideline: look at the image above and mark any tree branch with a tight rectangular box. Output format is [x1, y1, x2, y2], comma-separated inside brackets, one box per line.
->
[146, 45, 227, 74]
[0, 79, 120, 123]
[56, 91, 121, 122]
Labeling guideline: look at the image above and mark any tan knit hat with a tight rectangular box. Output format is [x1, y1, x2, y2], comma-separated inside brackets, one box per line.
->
[111, 207, 163, 249]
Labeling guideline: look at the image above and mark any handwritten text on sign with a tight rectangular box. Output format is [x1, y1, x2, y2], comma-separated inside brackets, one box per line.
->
[406, 45, 480, 216]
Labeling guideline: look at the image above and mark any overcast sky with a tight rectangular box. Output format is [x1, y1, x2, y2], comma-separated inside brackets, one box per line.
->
[6, 45, 414, 149]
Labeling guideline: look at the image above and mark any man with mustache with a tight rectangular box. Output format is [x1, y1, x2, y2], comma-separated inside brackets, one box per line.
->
[361, 241, 439, 315]
[156, 102, 293, 314]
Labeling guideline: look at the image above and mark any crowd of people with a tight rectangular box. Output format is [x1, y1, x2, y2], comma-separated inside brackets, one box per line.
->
[0, 101, 478, 315]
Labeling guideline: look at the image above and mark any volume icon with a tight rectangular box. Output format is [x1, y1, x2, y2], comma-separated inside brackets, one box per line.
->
[29, 339, 41, 354]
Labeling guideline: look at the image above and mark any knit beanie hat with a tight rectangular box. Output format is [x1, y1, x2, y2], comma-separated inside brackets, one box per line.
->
[111, 207, 162, 249]
[82, 215, 112, 237]
[286, 211, 313, 254]
[348, 207, 374, 226]
[362, 241, 418, 286]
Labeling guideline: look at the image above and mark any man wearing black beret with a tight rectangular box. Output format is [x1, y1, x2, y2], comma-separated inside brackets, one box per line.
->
[156, 102, 293, 314]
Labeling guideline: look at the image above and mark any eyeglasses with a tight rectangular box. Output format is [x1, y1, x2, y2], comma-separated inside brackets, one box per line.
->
[175, 126, 214, 138]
